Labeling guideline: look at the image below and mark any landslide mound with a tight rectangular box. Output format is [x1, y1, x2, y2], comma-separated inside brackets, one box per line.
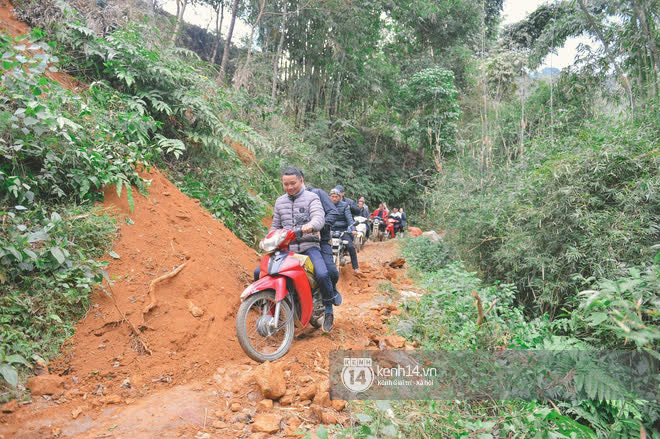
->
[54, 168, 260, 394]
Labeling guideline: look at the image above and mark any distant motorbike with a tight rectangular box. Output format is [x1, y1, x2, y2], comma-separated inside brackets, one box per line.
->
[386, 216, 400, 239]
[371, 216, 386, 241]
[236, 223, 325, 362]
[331, 230, 351, 268]
[353, 216, 369, 251]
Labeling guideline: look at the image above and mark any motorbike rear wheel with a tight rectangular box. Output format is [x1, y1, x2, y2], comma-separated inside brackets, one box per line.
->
[236, 289, 295, 362]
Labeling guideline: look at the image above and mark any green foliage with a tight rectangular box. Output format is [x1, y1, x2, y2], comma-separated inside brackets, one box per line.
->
[375, 239, 659, 438]
[54, 18, 265, 158]
[172, 156, 267, 246]
[0, 31, 129, 381]
[0, 350, 30, 388]
[394, 260, 544, 350]
[0, 204, 116, 362]
[0, 33, 159, 207]
[399, 66, 461, 158]
[429, 117, 659, 315]
[401, 236, 450, 273]
[561, 259, 660, 351]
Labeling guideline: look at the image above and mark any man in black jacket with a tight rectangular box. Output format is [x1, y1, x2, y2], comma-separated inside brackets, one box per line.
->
[330, 188, 360, 273]
[399, 207, 407, 234]
[334, 185, 360, 216]
[306, 183, 342, 305]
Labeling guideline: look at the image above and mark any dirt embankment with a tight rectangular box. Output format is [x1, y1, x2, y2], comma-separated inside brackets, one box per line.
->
[0, 171, 415, 438]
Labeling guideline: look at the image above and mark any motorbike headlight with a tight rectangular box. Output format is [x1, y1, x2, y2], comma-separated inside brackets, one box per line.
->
[259, 229, 287, 252]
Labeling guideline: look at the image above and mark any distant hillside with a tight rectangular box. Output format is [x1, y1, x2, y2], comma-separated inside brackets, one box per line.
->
[14, 0, 242, 71]
[532, 66, 560, 79]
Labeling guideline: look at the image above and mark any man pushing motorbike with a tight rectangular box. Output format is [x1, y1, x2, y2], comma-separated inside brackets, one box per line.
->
[254, 167, 341, 332]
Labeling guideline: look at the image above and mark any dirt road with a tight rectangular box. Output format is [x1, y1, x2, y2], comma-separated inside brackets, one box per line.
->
[0, 169, 417, 438]
[1, 240, 415, 439]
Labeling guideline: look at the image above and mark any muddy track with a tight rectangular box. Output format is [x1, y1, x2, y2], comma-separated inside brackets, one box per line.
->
[0, 237, 415, 439]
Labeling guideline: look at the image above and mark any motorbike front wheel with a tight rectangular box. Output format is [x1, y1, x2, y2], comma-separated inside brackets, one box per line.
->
[236, 289, 295, 362]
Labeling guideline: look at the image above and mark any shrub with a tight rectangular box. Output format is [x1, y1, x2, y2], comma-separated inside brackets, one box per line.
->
[428, 117, 660, 315]
[401, 236, 451, 273]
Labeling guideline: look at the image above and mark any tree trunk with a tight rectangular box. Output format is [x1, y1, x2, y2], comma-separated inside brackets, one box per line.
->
[170, 0, 188, 47]
[211, 2, 225, 64]
[631, 0, 659, 97]
[332, 52, 345, 115]
[218, 0, 241, 84]
[271, 1, 288, 105]
[577, 0, 634, 114]
[234, 0, 266, 90]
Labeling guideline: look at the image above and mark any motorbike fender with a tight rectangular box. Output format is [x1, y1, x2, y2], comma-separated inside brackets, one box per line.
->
[240, 275, 287, 301]
[259, 254, 270, 278]
[279, 265, 314, 326]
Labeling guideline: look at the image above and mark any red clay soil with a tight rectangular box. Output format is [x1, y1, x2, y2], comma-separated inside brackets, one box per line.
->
[67, 167, 260, 385]
[0, 0, 85, 91]
[229, 140, 256, 165]
[0, 173, 414, 437]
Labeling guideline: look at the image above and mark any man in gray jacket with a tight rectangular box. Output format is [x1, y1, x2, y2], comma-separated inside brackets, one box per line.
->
[258, 167, 339, 332]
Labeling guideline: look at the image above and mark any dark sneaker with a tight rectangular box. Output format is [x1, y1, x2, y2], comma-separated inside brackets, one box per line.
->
[322, 313, 334, 332]
[333, 291, 343, 306]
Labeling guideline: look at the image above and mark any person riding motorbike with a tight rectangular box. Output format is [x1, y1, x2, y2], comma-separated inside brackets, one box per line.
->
[253, 167, 340, 332]
[357, 197, 371, 239]
[388, 208, 403, 236]
[329, 188, 360, 274]
[304, 178, 342, 305]
[358, 197, 369, 216]
[334, 185, 361, 216]
[370, 203, 389, 239]
[371, 203, 389, 219]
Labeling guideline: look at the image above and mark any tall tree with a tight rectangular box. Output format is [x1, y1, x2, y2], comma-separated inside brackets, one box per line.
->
[234, 0, 266, 89]
[270, 0, 288, 103]
[218, 0, 242, 82]
[170, 0, 189, 46]
[576, 0, 634, 113]
[207, 0, 226, 64]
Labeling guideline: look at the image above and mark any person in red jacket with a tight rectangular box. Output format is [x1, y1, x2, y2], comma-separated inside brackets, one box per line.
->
[371, 203, 389, 219]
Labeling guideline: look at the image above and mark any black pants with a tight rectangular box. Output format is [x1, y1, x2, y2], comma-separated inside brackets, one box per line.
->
[341, 232, 359, 270]
[320, 241, 339, 292]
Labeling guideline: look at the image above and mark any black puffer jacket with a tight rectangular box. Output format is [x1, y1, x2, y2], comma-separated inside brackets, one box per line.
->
[306, 186, 339, 242]
[332, 200, 355, 232]
[343, 196, 361, 216]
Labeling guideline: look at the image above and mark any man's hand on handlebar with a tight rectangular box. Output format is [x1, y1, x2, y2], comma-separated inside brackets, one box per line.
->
[301, 224, 313, 234]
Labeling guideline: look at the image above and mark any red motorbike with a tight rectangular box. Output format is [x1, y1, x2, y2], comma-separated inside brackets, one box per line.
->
[235, 226, 325, 362]
[386, 217, 397, 239]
